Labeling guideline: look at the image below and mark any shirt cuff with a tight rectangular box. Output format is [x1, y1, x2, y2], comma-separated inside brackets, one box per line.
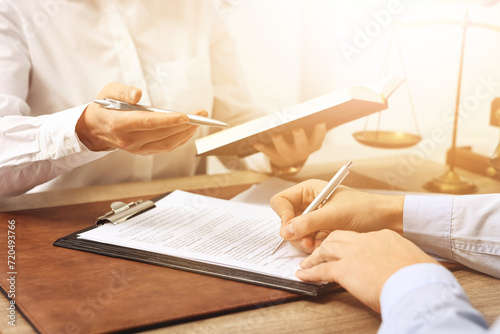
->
[38, 104, 110, 168]
[403, 195, 454, 260]
[380, 263, 460, 320]
[379, 263, 487, 334]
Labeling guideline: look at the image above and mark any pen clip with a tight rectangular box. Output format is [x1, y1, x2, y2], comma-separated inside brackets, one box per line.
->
[94, 99, 114, 108]
[94, 98, 150, 112]
[322, 170, 350, 204]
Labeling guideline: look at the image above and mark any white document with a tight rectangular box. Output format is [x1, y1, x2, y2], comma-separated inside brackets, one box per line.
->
[78, 190, 310, 282]
[230, 177, 297, 207]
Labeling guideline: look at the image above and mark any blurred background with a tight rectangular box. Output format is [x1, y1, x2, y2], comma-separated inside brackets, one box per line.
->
[209, 0, 500, 173]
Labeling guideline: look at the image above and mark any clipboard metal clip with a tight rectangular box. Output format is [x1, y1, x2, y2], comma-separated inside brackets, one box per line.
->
[96, 200, 156, 226]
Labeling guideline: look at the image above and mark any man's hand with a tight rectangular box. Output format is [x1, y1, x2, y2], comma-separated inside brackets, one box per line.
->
[270, 180, 404, 253]
[253, 122, 326, 169]
[75, 82, 208, 155]
[297, 229, 438, 312]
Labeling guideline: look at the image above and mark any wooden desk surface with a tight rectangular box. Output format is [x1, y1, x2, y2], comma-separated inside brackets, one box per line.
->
[0, 170, 270, 213]
[1, 165, 499, 333]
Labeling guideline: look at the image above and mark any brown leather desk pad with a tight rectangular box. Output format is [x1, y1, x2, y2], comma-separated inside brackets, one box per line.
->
[0, 193, 337, 334]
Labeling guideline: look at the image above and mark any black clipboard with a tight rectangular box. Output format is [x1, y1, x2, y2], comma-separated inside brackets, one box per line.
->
[54, 192, 334, 297]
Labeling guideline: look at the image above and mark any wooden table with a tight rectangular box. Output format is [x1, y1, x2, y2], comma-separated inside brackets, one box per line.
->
[1, 165, 499, 334]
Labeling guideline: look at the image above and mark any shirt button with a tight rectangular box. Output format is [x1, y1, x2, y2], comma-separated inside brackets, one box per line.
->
[65, 139, 73, 150]
[48, 145, 56, 158]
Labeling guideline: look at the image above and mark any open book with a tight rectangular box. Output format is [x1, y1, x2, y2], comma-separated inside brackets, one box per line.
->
[196, 76, 404, 157]
[55, 190, 333, 296]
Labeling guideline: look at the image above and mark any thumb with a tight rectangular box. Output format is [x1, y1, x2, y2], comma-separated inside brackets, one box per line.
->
[97, 82, 142, 104]
[280, 210, 335, 240]
[191, 109, 209, 117]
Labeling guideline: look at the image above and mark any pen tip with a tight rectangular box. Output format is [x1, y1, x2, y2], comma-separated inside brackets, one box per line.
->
[271, 239, 287, 255]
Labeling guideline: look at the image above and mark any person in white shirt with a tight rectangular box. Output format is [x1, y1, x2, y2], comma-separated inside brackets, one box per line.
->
[270, 180, 500, 333]
[0, 1, 325, 197]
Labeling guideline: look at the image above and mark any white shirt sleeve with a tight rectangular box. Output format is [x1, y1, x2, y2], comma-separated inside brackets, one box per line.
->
[379, 263, 490, 334]
[0, 1, 272, 196]
[0, 3, 112, 197]
[403, 195, 500, 278]
[0, 106, 111, 197]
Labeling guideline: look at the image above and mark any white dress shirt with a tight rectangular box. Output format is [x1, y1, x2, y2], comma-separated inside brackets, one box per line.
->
[379, 263, 499, 333]
[376, 195, 500, 333]
[0, 0, 265, 197]
[403, 194, 500, 278]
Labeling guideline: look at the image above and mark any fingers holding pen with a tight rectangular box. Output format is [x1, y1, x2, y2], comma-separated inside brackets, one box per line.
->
[270, 179, 329, 226]
[116, 110, 208, 154]
[135, 124, 200, 155]
[77, 85, 208, 153]
[109, 107, 191, 131]
[279, 208, 335, 241]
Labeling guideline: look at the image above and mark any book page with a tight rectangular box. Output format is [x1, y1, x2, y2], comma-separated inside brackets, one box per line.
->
[359, 75, 404, 100]
[195, 76, 396, 157]
[195, 88, 354, 156]
[78, 190, 310, 282]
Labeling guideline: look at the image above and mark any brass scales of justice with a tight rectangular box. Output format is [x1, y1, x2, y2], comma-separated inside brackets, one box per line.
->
[352, 5, 500, 194]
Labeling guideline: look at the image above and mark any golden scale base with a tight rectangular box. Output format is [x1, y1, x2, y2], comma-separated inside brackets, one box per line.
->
[424, 146, 500, 194]
[352, 128, 497, 194]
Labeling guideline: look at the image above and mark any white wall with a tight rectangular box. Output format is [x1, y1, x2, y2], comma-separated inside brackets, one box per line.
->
[219, 0, 304, 109]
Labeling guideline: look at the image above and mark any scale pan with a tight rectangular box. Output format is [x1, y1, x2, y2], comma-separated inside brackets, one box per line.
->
[353, 131, 421, 149]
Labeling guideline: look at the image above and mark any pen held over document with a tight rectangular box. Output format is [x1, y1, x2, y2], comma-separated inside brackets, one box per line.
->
[270, 160, 353, 255]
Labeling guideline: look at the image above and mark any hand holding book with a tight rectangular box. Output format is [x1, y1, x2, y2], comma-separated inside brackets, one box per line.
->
[254, 122, 327, 174]
[195, 76, 403, 158]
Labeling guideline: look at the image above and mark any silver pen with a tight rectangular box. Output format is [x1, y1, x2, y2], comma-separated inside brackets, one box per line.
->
[94, 98, 229, 128]
[270, 160, 353, 255]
